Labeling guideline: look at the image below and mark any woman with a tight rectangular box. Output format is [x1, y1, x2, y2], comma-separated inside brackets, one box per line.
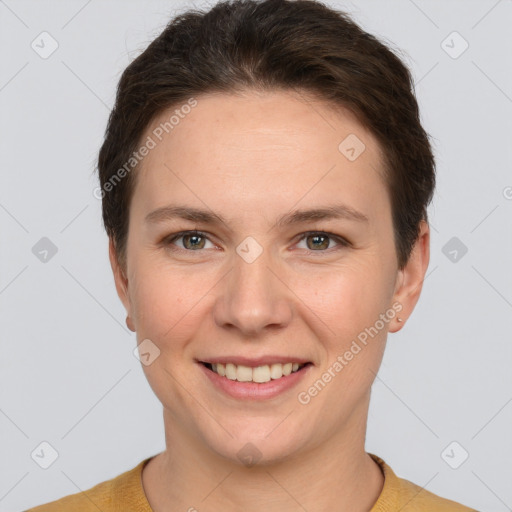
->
[26, 0, 479, 510]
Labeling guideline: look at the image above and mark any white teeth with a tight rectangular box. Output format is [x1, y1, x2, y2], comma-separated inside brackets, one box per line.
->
[225, 363, 237, 380]
[236, 365, 253, 382]
[252, 365, 270, 383]
[209, 361, 305, 382]
[269, 363, 283, 379]
[216, 363, 225, 377]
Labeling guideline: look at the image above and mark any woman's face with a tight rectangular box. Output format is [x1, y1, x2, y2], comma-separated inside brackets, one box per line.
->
[111, 89, 427, 464]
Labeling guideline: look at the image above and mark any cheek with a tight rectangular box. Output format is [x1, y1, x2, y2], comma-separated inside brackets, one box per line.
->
[129, 258, 196, 340]
[298, 259, 394, 386]
[304, 261, 392, 329]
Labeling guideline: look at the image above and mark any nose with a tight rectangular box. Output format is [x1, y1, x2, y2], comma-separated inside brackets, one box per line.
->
[212, 244, 293, 338]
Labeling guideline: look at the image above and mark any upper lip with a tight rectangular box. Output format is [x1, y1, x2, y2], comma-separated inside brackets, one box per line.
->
[197, 356, 312, 367]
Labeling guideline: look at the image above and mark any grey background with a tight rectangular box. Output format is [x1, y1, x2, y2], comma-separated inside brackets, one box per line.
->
[1, 0, 511, 510]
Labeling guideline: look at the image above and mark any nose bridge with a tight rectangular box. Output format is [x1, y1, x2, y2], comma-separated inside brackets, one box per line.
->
[213, 236, 292, 334]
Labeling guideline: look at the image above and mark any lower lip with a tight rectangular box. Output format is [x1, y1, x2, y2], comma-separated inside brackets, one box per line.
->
[198, 362, 313, 400]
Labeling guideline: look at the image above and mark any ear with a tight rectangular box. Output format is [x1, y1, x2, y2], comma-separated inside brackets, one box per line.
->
[389, 220, 430, 333]
[108, 238, 134, 330]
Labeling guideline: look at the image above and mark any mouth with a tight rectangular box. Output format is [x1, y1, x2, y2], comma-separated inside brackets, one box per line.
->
[199, 361, 313, 384]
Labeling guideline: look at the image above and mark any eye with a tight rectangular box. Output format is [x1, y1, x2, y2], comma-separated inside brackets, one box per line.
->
[163, 230, 350, 253]
[295, 231, 349, 252]
[165, 230, 215, 251]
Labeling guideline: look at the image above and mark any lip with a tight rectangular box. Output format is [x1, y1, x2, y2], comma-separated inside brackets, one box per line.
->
[198, 361, 313, 400]
[197, 355, 312, 367]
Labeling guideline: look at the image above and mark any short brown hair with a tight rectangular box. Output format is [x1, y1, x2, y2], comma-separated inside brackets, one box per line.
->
[97, 0, 435, 270]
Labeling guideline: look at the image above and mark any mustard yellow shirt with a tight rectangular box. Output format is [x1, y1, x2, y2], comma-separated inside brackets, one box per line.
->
[24, 453, 479, 511]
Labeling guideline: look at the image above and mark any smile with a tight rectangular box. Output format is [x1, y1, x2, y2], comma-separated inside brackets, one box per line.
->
[198, 356, 314, 400]
[202, 361, 308, 383]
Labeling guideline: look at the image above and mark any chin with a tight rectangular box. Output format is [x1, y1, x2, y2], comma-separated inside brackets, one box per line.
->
[201, 423, 307, 468]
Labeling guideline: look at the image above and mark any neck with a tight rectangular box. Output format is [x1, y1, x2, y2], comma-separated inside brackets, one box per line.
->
[142, 403, 384, 512]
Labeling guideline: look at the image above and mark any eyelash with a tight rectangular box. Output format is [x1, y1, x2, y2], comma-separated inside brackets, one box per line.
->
[163, 230, 350, 254]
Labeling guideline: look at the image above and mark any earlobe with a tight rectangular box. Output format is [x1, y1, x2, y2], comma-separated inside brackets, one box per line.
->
[389, 221, 430, 333]
[108, 238, 131, 316]
[125, 316, 136, 332]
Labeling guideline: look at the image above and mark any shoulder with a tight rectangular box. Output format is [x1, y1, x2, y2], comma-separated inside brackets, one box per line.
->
[394, 476, 478, 511]
[369, 453, 479, 512]
[23, 457, 152, 512]
[23, 478, 114, 512]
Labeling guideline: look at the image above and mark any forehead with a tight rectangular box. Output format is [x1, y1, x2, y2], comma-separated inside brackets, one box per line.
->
[133, 89, 389, 224]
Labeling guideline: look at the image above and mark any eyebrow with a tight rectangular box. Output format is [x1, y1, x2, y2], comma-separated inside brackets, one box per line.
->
[145, 203, 369, 229]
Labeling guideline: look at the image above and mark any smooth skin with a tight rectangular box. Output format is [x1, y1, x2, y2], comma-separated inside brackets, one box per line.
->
[109, 89, 430, 512]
